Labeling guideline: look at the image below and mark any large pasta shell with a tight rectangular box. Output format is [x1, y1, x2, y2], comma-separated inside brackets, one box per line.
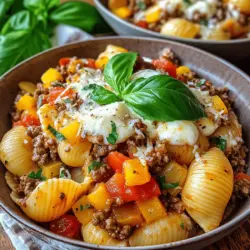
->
[129, 213, 192, 246]
[182, 147, 233, 232]
[0, 126, 38, 176]
[229, 0, 250, 14]
[167, 133, 209, 165]
[58, 140, 92, 167]
[160, 18, 200, 38]
[82, 223, 127, 246]
[212, 111, 242, 152]
[19, 177, 93, 222]
[5, 171, 19, 191]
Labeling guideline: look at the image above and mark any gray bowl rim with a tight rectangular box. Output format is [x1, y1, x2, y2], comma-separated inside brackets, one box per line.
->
[94, 0, 250, 45]
[0, 36, 250, 249]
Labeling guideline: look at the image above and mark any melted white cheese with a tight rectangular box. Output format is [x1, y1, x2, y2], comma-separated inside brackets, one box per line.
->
[158, 0, 184, 14]
[157, 120, 199, 145]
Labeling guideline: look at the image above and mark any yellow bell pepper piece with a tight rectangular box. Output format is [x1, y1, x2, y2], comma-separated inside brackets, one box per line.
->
[123, 158, 151, 186]
[108, 0, 127, 10]
[113, 203, 143, 226]
[41, 68, 63, 88]
[176, 66, 191, 75]
[18, 81, 36, 94]
[105, 45, 128, 54]
[112, 7, 132, 19]
[73, 195, 94, 226]
[16, 95, 36, 111]
[211, 95, 228, 114]
[137, 197, 167, 223]
[60, 120, 81, 145]
[42, 161, 62, 179]
[161, 161, 187, 196]
[145, 5, 161, 23]
[95, 56, 109, 69]
[88, 183, 111, 210]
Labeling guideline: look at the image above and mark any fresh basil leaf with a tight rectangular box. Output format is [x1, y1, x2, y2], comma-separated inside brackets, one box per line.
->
[10, 1, 25, 14]
[28, 168, 46, 181]
[183, 0, 192, 5]
[87, 84, 121, 105]
[88, 161, 103, 173]
[123, 75, 206, 122]
[80, 204, 92, 211]
[0, 0, 14, 20]
[180, 221, 185, 230]
[24, 0, 59, 12]
[49, 1, 111, 34]
[104, 52, 137, 94]
[107, 121, 118, 145]
[157, 176, 179, 190]
[196, 78, 206, 87]
[137, 1, 146, 10]
[210, 136, 227, 151]
[0, 29, 51, 76]
[1, 10, 37, 35]
[48, 125, 66, 141]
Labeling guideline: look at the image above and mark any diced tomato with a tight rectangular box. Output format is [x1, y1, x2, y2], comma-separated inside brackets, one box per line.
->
[152, 59, 177, 78]
[59, 57, 71, 66]
[84, 58, 96, 69]
[136, 21, 148, 29]
[107, 151, 130, 173]
[49, 214, 81, 239]
[235, 172, 250, 182]
[106, 173, 139, 202]
[21, 114, 40, 127]
[136, 177, 161, 201]
[46, 87, 75, 104]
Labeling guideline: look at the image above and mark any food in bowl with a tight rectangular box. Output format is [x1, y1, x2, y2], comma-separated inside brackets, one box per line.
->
[0, 44, 250, 246]
[108, 0, 250, 40]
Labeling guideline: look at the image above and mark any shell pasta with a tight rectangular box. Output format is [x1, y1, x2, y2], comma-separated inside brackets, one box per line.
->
[0, 45, 249, 246]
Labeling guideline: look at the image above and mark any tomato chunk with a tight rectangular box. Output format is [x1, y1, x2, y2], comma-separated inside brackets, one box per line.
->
[235, 172, 250, 181]
[49, 214, 81, 239]
[136, 177, 161, 201]
[106, 173, 139, 202]
[136, 21, 148, 29]
[21, 114, 40, 127]
[152, 59, 177, 78]
[107, 151, 130, 173]
[46, 87, 75, 104]
[84, 58, 96, 69]
[59, 57, 71, 66]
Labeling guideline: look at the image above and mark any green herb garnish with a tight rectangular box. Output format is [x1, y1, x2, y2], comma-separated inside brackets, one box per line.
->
[88, 52, 206, 122]
[28, 169, 46, 181]
[196, 79, 206, 87]
[210, 136, 227, 151]
[200, 19, 208, 26]
[107, 121, 118, 145]
[59, 169, 65, 178]
[88, 161, 103, 173]
[80, 204, 92, 211]
[183, 0, 192, 5]
[180, 221, 185, 230]
[137, 1, 146, 10]
[157, 176, 179, 190]
[63, 98, 72, 103]
[48, 125, 66, 141]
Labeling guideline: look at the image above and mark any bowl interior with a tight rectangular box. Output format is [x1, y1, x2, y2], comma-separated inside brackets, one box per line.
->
[0, 37, 249, 250]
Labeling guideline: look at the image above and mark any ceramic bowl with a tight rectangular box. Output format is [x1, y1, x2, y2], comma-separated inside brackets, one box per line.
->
[0, 37, 249, 250]
[94, 0, 250, 61]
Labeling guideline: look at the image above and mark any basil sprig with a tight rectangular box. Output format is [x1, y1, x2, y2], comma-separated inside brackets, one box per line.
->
[89, 52, 206, 122]
[0, 0, 111, 76]
[107, 121, 118, 145]
[28, 168, 46, 181]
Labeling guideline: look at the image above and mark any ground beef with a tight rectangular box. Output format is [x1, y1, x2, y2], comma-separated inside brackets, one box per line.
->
[14, 175, 40, 197]
[234, 178, 250, 200]
[226, 145, 248, 173]
[34, 83, 49, 100]
[92, 210, 132, 240]
[223, 194, 237, 221]
[159, 48, 180, 66]
[135, 56, 155, 71]
[27, 126, 58, 166]
[161, 195, 186, 214]
[55, 102, 66, 112]
[91, 165, 114, 183]
[91, 143, 117, 160]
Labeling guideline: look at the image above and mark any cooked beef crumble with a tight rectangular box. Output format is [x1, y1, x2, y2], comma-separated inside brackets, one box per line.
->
[14, 175, 40, 197]
[27, 126, 58, 166]
[234, 178, 250, 200]
[91, 165, 114, 183]
[91, 143, 117, 160]
[160, 195, 186, 214]
[92, 209, 132, 240]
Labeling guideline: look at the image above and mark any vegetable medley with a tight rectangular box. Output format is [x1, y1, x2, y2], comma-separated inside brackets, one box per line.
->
[108, 0, 250, 40]
[1, 45, 250, 246]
